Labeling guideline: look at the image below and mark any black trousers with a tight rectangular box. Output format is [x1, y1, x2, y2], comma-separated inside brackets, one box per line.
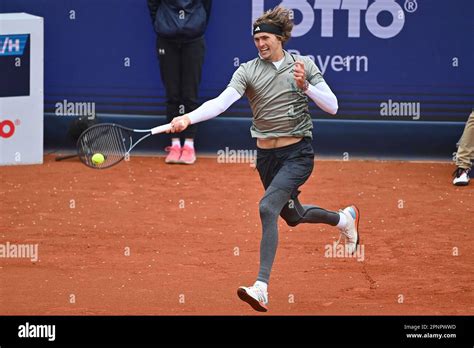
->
[256, 137, 340, 227]
[156, 36, 205, 140]
[255, 138, 340, 283]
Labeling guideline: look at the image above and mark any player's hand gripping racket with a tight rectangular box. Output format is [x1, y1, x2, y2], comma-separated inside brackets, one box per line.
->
[76, 123, 172, 169]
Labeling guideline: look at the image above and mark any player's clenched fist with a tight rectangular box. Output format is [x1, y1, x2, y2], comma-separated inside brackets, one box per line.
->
[167, 115, 191, 133]
[293, 61, 308, 91]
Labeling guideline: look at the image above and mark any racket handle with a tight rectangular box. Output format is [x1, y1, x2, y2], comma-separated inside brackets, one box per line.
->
[151, 123, 172, 135]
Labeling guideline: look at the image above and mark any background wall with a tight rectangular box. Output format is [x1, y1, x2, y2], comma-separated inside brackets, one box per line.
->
[1, 0, 473, 158]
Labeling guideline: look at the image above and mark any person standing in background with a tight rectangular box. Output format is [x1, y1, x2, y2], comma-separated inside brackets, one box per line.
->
[452, 109, 474, 186]
[147, 0, 212, 164]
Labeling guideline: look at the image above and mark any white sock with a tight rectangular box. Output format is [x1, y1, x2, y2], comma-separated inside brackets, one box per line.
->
[336, 211, 347, 229]
[254, 280, 268, 292]
[184, 138, 194, 149]
[171, 138, 181, 147]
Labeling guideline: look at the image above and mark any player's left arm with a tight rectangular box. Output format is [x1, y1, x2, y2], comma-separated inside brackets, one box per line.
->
[293, 60, 338, 115]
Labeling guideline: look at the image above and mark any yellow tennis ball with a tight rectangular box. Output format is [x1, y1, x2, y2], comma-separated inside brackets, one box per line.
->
[91, 153, 105, 165]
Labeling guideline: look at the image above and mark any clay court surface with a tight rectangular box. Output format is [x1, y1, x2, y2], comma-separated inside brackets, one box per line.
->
[1, 155, 473, 315]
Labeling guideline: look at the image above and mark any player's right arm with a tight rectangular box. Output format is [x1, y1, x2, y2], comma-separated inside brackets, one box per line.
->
[168, 87, 242, 133]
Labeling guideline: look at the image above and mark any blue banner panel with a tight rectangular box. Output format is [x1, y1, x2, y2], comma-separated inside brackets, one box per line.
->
[0, 34, 30, 97]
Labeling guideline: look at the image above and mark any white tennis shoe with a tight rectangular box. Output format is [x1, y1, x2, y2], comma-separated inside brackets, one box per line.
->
[237, 283, 268, 312]
[337, 205, 360, 255]
[453, 167, 470, 186]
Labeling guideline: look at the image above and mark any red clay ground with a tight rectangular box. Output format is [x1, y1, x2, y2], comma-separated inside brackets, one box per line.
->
[0, 155, 473, 315]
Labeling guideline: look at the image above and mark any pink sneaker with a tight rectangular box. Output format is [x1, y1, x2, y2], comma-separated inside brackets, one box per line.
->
[179, 145, 196, 164]
[165, 145, 182, 164]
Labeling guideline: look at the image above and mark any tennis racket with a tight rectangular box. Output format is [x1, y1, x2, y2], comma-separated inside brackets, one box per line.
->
[76, 122, 172, 169]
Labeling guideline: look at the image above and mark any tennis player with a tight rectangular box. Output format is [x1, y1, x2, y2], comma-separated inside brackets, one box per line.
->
[167, 6, 360, 312]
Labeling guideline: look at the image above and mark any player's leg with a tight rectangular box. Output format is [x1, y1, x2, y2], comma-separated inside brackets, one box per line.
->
[278, 137, 360, 244]
[157, 37, 182, 163]
[237, 185, 291, 312]
[238, 138, 359, 311]
[453, 110, 474, 186]
[238, 139, 312, 311]
[279, 193, 339, 227]
[280, 194, 360, 254]
[179, 37, 205, 164]
[257, 185, 292, 283]
[271, 139, 359, 253]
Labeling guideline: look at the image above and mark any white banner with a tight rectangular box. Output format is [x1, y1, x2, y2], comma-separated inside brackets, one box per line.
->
[0, 13, 43, 165]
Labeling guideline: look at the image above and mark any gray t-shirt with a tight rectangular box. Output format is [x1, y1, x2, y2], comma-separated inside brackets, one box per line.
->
[228, 50, 325, 139]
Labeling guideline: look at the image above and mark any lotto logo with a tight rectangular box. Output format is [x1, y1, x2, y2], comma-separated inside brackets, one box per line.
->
[253, 0, 417, 39]
[0, 120, 16, 138]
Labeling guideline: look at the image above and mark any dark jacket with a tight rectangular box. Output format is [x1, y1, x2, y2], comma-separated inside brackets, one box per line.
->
[147, 0, 212, 41]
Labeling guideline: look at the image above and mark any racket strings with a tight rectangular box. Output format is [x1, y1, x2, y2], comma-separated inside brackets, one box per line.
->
[78, 125, 131, 168]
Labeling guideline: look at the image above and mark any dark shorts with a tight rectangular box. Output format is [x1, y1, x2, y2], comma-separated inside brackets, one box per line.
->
[255, 137, 315, 198]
